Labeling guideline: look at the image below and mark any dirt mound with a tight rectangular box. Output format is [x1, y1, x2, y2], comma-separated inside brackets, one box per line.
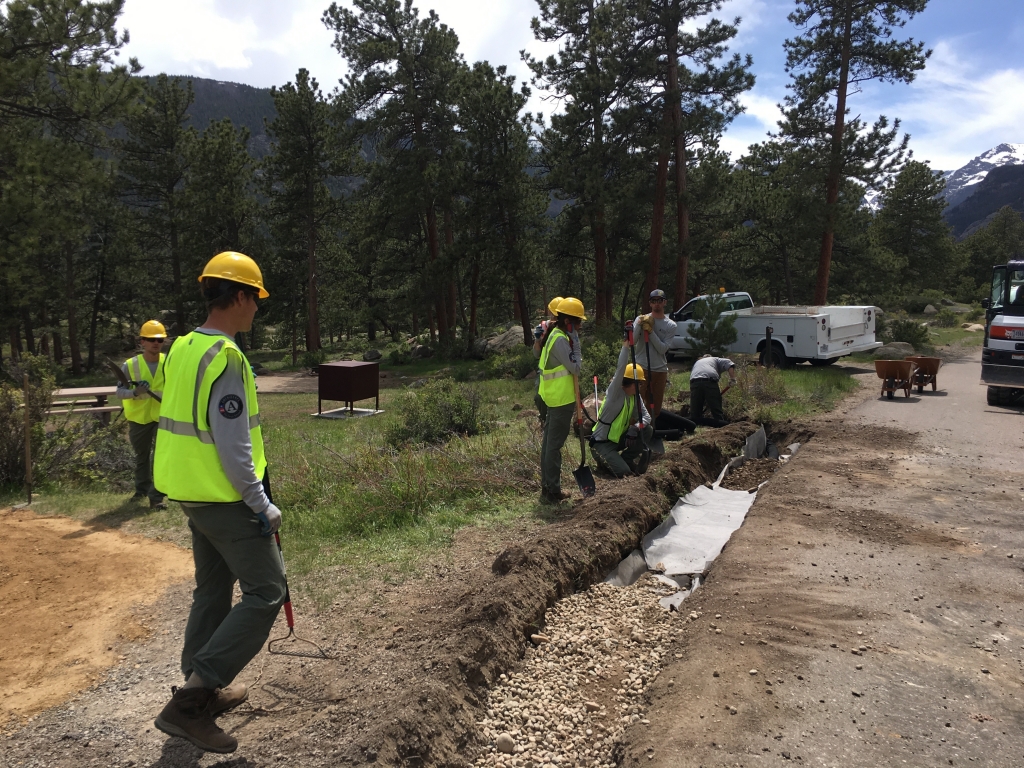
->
[0, 509, 192, 724]
[337, 423, 755, 766]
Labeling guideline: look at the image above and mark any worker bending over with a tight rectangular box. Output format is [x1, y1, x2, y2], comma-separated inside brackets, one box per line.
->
[533, 296, 562, 424]
[689, 354, 737, 426]
[590, 345, 653, 476]
[537, 297, 585, 503]
[118, 320, 168, 509]
[152, 252, 286, 754]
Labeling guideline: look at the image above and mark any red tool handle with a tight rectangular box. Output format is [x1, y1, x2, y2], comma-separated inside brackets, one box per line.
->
[274, 532, 296, 630]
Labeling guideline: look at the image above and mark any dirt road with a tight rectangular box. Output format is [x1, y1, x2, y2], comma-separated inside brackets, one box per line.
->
[621, 352, 1024, 767]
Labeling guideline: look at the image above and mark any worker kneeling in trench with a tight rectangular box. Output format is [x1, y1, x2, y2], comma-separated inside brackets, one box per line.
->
[590, 344, 654, 477]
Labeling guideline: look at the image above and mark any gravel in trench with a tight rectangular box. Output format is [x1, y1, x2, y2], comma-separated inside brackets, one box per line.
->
[474, 574, 697, 768]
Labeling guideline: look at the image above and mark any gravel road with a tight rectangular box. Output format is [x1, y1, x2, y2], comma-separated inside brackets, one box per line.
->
[620, 352, 1024, 767]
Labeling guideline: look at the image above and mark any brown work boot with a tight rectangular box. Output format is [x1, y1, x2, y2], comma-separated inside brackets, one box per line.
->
[210, 681, 248, 715]
[155, 687, 238, 753]
[540, 489, 571, 504]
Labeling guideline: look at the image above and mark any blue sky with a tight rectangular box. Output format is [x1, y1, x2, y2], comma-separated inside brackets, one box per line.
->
[117, 0, 1024, 171]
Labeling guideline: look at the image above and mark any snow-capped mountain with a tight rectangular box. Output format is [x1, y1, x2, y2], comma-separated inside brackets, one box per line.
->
[940, 143, 1024, 210]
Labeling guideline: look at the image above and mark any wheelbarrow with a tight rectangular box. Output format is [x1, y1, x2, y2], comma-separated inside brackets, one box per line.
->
[874, 359, 917, 400]
[905, 355, 941, 393]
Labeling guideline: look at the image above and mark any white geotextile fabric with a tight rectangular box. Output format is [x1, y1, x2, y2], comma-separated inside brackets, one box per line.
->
[641, 484, 756, 579]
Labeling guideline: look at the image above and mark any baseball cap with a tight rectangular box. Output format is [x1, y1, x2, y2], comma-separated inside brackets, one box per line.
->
[649, 289, 666, 300]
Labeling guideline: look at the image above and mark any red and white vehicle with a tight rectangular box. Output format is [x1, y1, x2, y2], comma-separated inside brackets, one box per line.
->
[981, 260, 1024, 406]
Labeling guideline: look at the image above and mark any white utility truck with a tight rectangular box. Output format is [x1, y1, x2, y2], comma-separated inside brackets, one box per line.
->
[666, 291, 882, 367]
[981, 259, 1024, 406]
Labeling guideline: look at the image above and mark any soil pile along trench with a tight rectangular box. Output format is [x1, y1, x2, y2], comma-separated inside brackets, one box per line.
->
[0, 510, 193, 724]
[345, 422, 756, 766]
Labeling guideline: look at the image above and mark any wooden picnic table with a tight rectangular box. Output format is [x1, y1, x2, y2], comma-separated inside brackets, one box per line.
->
[51, 386, 121, 424]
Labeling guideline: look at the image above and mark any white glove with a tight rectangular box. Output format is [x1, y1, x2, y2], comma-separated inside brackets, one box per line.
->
[256, 502, 282, 536]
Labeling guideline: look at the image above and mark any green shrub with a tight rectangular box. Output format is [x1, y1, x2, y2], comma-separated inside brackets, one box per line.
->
[385, 378, 481, 447]
[486, 346, 536, 380]
[302, 349, 327, 368]
[388, 347, 411, 365]
[954, 277, 986, 305]
[932, 308, 959, 327]
[966, 305, 984, 323]
[723, 363, 787, 423]
[581, 339, 621, 386]
[878, 311, 929, 349]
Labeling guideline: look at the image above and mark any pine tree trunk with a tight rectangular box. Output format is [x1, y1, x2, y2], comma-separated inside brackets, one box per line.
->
[39, 304, 50, 358]
[469, 256, 480, 342]
[427, 306, 436, 344]
[514, 285, 532, 346]
[814, 2, 854, 306]
[425, 205, 449, 340]
[783, 247, 794, 305]
[444, 208, 457, 335]
[668, 16, 690, 310]
[592, 208, 609, 324]
[22, 309, 35, 354]
[87, 255, 106, 371]
[307, 202, 321, 352]
[65, 243, 82, 375]
[290, 315, 298, 367]
[646, 107, 673, 313]
[170, 217, 185, 336]
[10, 327, 22, 360]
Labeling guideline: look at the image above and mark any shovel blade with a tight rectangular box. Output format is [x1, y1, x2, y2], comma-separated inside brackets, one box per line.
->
[573, 464, 596, 497]
[649, 437, 665, 455]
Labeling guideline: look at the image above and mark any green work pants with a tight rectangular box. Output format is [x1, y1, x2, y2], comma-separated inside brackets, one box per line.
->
[540, 402, 575, 493]
[181, 502, 287, 689]
[689, 378, 725, 423]
[128, 421, 162, 502]
[590, 425, 655, 477]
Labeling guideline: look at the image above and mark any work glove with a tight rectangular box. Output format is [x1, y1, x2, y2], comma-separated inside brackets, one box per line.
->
[640, 315, 654, 333]
[256, 502, 282, 536]
[624, 425, 640, 449]
[133, 381, 150, 397]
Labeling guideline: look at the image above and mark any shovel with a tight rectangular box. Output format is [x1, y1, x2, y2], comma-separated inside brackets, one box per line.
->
[642, 330, 665, 455]
[572, 376, 596, 497]
[106, 358, 162, 403]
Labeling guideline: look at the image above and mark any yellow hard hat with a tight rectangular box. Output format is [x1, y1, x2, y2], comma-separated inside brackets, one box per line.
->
[556, 296, 586, 321]
[624, 363, 646, 382]
[140, 320, 167, 339]
[547, 296, 564, 316]
[199, 251, 269, 298]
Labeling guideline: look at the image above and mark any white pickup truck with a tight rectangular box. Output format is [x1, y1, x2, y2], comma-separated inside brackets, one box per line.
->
[666, 291, 882, 367]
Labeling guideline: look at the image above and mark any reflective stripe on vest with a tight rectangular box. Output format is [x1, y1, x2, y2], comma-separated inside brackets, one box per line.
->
[599, 395, 635, 445]
[153, 332, 266, 504]
[538, 329, 576, 408]
[122, 353, 165, 424]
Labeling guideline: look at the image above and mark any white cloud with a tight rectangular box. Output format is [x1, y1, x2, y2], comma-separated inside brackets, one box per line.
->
[872, 40, 1024, 170]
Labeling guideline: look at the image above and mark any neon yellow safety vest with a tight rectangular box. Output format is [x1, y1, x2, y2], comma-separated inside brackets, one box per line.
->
[538, 328, 576, 408]
[153, 332, 266, 504]
[121, 353, 165, 424]
[598, 393, 636, 444]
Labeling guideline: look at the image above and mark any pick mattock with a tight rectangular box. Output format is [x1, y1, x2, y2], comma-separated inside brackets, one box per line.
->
[268, 531, 335, 660]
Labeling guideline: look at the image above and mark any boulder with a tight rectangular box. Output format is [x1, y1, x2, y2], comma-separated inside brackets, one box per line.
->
[362, 348, 382, 362]
[410, 344, 432, 359]
[923, 304, 939, 315]
[961, 323, 986, 332]
[940, 297, 956, 306]
[873, 342, 916, 358]
[485, 326, 528, 355]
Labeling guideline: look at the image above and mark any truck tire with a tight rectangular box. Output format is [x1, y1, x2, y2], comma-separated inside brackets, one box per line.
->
[810, 357, 838, 367]
[987, 386, 1015, 406]
[758, 344, 789, 369]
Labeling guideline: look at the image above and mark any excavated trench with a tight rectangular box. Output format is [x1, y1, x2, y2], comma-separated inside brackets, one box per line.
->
[342, 421, 813, 767]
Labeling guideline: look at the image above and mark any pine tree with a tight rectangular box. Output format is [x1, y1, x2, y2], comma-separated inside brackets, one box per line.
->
[780, 0, 930, 304]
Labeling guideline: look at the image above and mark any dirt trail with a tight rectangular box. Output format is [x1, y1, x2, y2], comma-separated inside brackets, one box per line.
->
[620, 352, 1024, 766]
[0, 510, 192, 724]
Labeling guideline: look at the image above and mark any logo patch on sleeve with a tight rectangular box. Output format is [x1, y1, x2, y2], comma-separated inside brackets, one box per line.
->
[218, 394, 244, 419]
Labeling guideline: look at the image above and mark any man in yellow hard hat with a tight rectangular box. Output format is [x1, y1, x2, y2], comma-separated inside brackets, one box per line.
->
[152, 252, 285, 754]
[118, 320, 168, 509]
[590, 344, 653, 477]
[537, 296, 585, 503]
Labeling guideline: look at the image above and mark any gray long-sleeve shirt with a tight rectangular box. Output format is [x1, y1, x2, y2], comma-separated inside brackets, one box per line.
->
[181, 328, 270, 514]
[690, 356, 735, 382]
[593, 346, 651, 442]
[116, 358, 161, 400]
[632, 314, 677, 374]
